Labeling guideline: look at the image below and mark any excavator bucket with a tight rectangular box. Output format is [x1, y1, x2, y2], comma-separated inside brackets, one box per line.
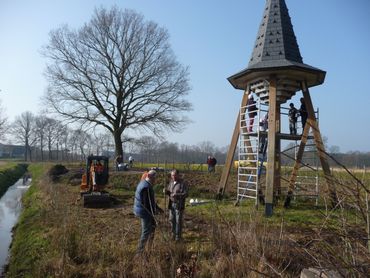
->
[82, 192, 112, 208]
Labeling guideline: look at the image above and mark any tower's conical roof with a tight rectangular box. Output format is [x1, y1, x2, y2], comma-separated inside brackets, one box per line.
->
[228, 0, 325, 91]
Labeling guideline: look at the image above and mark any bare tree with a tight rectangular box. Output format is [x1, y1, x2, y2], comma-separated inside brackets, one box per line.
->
[0, 99, 8, 140]
[59, 126, 70, 161]
[11, 111, 36, 161]
[70, 129, 92, 160]
[157, 141, 179, 163]
[329, 145, 340, 154]
[135, 136, 159, 163]
[54, 122, 67, 160]
[35, 115, 49, 161]
[44, 118, 59, 160]
[68, 129, 80, 161]
[42, 7, 191, 158]
[92, 130, 109, 156]
[198, 141, 216, 155]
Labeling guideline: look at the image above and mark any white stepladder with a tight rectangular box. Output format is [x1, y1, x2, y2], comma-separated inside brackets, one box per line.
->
[235, 99, 268, 206]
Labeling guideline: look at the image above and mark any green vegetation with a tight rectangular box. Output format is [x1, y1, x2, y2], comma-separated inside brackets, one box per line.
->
[6, 163, 49, 277]
[5, 164, 369, 277]
[0, 162, 28, 198]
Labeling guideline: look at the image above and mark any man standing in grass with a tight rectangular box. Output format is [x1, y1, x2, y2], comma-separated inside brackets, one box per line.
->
[165, 169, 188, 241]
[133, 169, 162, 252]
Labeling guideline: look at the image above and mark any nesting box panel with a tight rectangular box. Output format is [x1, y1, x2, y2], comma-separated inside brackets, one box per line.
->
[249, 78, 300, 103]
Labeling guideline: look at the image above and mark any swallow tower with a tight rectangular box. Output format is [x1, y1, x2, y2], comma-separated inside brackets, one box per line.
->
[218, 0, 337, 216]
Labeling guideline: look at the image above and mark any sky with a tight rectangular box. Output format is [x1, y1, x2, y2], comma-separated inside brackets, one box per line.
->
[0, 0, 369, 153]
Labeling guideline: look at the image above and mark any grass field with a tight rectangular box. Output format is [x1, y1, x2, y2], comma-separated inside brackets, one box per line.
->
[5, 163, 370, 277]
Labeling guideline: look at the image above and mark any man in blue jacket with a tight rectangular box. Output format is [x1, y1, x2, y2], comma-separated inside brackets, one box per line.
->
[133, 169, 162, 252]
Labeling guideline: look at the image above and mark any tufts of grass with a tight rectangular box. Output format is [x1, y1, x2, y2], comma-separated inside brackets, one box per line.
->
[6, 163, 370, 277]
[6, 163, 50, 277]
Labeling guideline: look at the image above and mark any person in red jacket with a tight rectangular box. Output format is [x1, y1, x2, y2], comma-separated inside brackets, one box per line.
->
[207, 156, 217, 173]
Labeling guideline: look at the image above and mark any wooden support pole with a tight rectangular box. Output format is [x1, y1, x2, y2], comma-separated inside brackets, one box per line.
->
[265, 77, 278, 216]
[217, 90, 250, 198]
[275, 105, 281, 198]
[301, 81, 338, 206]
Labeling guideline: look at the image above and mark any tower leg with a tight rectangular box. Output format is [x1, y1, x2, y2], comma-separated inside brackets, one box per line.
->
[265, 77, 278, 216]
[217, 90, 250, 198]
[275, 105, 281, 202]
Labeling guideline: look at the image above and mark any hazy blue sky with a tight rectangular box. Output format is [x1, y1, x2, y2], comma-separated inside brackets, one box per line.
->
[0, 0, 369, 152]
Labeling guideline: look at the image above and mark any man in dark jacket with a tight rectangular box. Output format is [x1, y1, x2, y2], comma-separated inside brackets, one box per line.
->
[133, 169, 162, 252]
[248, 94, 257, 132]
[165, 169, 188, 241]
[299, 97, 308, 132]
[288, 103, 298, 135]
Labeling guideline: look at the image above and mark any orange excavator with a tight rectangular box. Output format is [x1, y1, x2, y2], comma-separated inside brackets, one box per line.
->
[80, 155, 111, 207]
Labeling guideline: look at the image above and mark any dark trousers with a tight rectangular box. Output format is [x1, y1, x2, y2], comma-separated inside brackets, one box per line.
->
[289, 120, 297, 135]
[137, 215, 156, 252]
[301, 116, 307, 131]
[169, 203, 184, 241]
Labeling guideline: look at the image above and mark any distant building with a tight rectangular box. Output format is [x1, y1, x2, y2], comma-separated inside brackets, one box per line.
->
[0, 143, 25, 158]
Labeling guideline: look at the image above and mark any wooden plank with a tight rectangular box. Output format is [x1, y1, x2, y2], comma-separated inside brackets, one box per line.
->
[217, 90, 249, 197]
[265, 76, 277, 216]
[248, 132, 313, 141]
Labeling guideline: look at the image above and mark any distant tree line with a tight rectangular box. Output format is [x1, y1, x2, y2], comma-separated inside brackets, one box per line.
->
[7, 111, 114, 162]
[329, 152, 370, 169]
[281, 141, 370, 168]
[1, 111, 227, 164]
[1, 108, 369, 167]
[127, 136, 227, 165]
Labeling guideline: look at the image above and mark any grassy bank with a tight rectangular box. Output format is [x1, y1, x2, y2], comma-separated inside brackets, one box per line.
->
[5, 163, 49, 277]
[0, 162, 28, 198]
[5, 164, 370, 277]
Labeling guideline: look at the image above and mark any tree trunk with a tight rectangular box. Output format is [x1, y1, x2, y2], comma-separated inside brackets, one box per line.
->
[28, 146, 32, 162]
[113, 131, 123, 157]
[24, 138, 28, 161]
[56, 143, 59, 160]
[48, 139, 52, 160]
[40, 137, 44, 161]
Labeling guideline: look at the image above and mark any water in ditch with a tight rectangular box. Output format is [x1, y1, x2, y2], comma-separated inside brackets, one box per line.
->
[0, 178, 31, 274]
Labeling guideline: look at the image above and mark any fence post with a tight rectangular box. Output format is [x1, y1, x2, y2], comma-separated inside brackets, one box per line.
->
[363, 165, 370, 253]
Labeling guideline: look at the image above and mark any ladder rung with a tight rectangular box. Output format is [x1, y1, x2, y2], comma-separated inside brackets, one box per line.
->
[241, 188, 257, 192]
[238, 194, 257, 199]
[238, 181, 257, 185]
[239, 182, 257, 185]
[238, 189, 257, 193]
[239, 167, 257, 170]
[240, 137, 255, 141]
[238, 159, 257, 163]
[238, 184, 256, 188]
[239, 173, 257, 177]
[238, 186, 257, 191]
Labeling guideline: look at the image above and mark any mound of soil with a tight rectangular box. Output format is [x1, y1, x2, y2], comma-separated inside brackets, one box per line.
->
[48, 164, 69, 182]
